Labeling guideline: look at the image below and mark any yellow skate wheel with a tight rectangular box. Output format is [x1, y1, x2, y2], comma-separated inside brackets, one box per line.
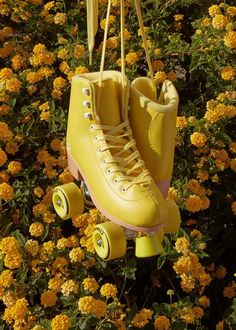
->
[163, 200, 181, 234]
[52, 182, 84, 220]
[135, 232, 164, 258]
[93, 222, 126, 261]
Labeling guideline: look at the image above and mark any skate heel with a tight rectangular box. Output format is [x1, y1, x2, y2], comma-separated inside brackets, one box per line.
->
[67, 153, 82, 180]
[135, 230, 164, 258]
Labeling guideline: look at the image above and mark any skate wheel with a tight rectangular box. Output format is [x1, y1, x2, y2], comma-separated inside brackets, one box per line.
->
[135, 231, 164, 258]
[52, 182, 84, 220]
[93, 222, 126, 261]
[163, 200, 181, 234]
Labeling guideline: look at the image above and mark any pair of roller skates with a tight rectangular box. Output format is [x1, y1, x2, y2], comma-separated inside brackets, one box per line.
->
[52, 70, 180, 261]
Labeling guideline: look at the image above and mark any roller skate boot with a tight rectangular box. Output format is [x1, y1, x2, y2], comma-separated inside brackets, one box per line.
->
[129, 78, 180, 234]
[54, 70, 172, 260]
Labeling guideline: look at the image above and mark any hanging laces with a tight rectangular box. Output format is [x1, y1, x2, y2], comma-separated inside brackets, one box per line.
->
[86, 0, 98, 65]
[89, 0, 153, 190]
[133, 0, 155, 91]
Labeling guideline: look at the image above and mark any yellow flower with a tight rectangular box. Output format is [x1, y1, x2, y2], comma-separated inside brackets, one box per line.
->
[69, 246, 85, 263]
[185, 194, 202, 212]
[208, 5, 220, 17]
[176, 116, 188, 129]
[29, 222, 44, 237]
[31, 326, 46, 330]
[51, 314, 71, 330]
[167, 187, 178, 202]
[48, 276, 64, 292]
[0, 148, 7, 166]
[82, 277, 99, 293]
[53, 76, 67, 90]
[0, 67, 14, 79]
[224, 31, 236, 49]
[73, 44, 85, 58]
[229, 142, 236, 153]
[57, 48, 68, 60]
[190, 132, 208, 147]
[0, 236, 19, 254]
[152, 60, 164, 71]
[3, 298, 28, 323]
[43, 211, 56, 224]
[221, 66, 235, 80]
[0, 122, 13, 141]
[198, 295, 210, 308]
[190, 229, 203, 239]
[58, 169, 73, 184]
[24, 239, 39, 256]
[33, 186, 44, 197]
[32, 203, 47, 216]
[0, 104, 10, 115]
[74, 66, 89, 75]
[43, 1, 55, 11]
[4, 252, 22, 269]
[125, 51, 139, 65]
[100, 283, 118, 298]
[154, 315, 170, 329]
[131, 308, 153, 328]
[100, 15, 116, 29]
[52, 257, 68, 272]
[59, 61, 70, 74]
[227, 6, 236, 16]
[26, 71, 43, 84]
[0, 182, 13, 200]
[41, 241, 56, 256]
[223, 283, 235, 299]
[175, 237, 189, 255]
[216, 321, 224, 330]
[154, 71, 167, 84]
[167, 71, 177, 82]
[107, 36, 119, 49]
[212, 14, 228, 29]
[61, 279, 79, 296]
[40, 110, 51, 121]
[201, 17, 211, 26]
[174, 14, 184, 21]
[154, 48, 161, 56]
[78, 296, 107, 318]
[54, 13, 67, 25]
[231, 201, 236, 215]
[11, 53, 24, 71]
[7, 161, 22, 175]
[0, 270, 13, 287]
[40, 290, 57, 307]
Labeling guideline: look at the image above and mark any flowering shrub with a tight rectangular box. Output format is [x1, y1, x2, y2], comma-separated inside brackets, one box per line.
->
[0, 0, 235, 329]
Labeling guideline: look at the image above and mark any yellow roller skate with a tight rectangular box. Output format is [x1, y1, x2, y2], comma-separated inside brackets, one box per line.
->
[129, 78, 181, 234]
[53, 70, 173, 260]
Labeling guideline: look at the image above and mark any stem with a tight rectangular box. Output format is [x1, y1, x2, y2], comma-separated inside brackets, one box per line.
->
[161, 269, 181, 300]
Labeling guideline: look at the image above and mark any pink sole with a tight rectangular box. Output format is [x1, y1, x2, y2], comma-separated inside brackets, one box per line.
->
[67, 152, 166, 233]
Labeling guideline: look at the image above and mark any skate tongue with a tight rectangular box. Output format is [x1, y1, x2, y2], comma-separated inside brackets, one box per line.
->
[97, 78, 122, 127]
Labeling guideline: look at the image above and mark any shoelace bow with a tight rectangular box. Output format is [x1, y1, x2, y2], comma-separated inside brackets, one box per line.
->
[91, 119, 152, 190]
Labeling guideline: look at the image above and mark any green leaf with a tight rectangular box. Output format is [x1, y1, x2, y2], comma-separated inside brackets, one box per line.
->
[172, 321, 188, 330]
[157, 254, 166, 269]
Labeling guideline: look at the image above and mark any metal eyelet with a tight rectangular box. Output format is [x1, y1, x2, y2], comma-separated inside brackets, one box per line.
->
[82, 88, 90, 96]
[83, 101, 91, 108]
[90, 124, 94, 130]
[94, 136, 98, 141]
[84, 112, 93, 120]
[121, 187, 126, 192]
[107, 168, 111, 174]
[101, 159, 106, 164]
[97, 148, 102, 153]
[114, 178, 118, 184]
